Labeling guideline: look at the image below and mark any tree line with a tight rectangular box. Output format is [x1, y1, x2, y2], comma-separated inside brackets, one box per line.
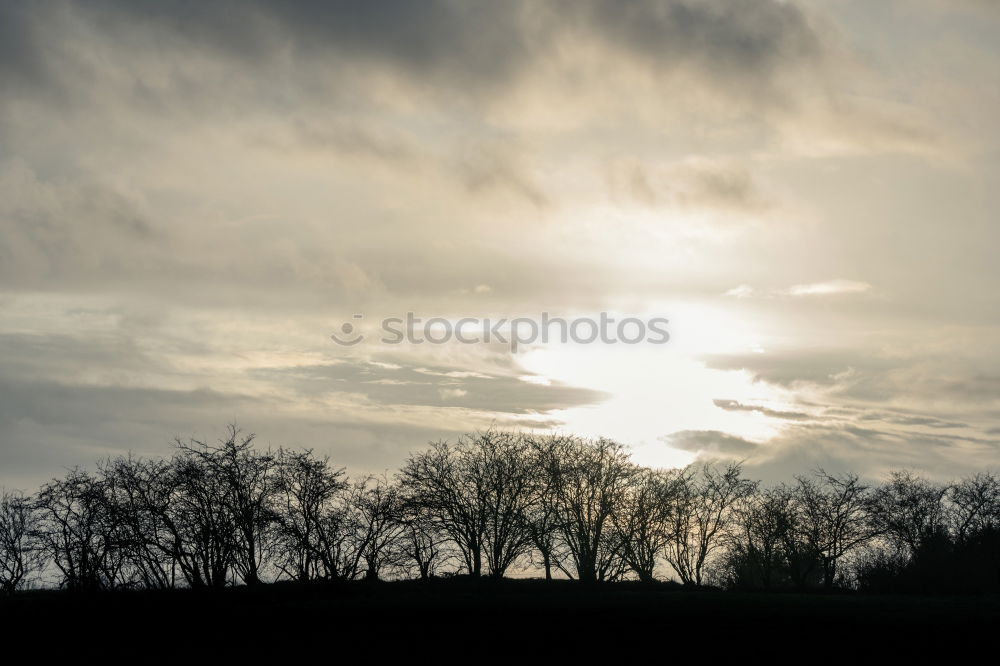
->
[2, 425, 999, 594]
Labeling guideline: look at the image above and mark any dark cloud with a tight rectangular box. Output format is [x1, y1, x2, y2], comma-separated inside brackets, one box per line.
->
[666, 429, 760, 456]
[252, 359, 608, 414]
[712, 398, 810, 421]
[0, 1, 825, 106]
[666, 421, 1000, 484]
[452, 143, 548, 208]
[577, 0, 822, 95]
[0, 2, 45, 92]
[127, 0, 531, 87]
[0, 375, 473, 489]
[855, 410, 968, 430]
[702, 348, 896, 387]
[286, 120, 419, 164]
[713, 396, 970, 432]
[0, 162, 160, 288]
[0, 1, 531, 100]
[0, 332, 157, 378]
[605, 159, 770, 212]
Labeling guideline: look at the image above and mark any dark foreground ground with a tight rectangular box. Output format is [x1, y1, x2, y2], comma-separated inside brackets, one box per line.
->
[2, 578, 997, 661]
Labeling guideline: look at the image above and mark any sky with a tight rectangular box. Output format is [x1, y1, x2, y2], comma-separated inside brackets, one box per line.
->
[2, 0, 999, 490]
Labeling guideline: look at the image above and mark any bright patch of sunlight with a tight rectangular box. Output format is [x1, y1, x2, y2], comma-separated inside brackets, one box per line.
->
[518, 304, 790, 470]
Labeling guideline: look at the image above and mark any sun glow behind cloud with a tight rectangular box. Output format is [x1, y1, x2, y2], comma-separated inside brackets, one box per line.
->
[2, 1, 1000, 486]
[517, 304, 793, 468]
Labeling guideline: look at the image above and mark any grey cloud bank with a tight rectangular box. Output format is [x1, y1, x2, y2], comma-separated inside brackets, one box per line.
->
[1, 1, 999, 488]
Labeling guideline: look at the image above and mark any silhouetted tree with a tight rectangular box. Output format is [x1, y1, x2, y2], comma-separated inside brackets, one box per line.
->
[350, 475, 405, 581]
[399, 430, 536, 578]
[663, 462, 755, 586]
[794, 470, 878, 589]
[547, 436, 637, 582]
[477, 432, 537, 577]
[394, 510, 446, 579]
[9, 423, 1000, 596]
[174, 425, 277, 585]
[98, 456, 180, 589]
[949, 472, 1000, 540]
[273, 448, 348, 581]
[169, 447, 237, 587]
[613, 468, 678, 583]
[722, 485, 798, 590]
[0, 490, 44, 593]
[870, 470, 948, 561]
[525, 435, 568, 580]
[35, 470, 121, 590]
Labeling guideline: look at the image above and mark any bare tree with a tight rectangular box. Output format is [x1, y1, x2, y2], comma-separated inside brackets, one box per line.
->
[613, 468, 678, 583]
[399, 430, 536, 578]
[348, 475, 405, 581]
[399, 439, 485, 576]
[15, 422, 1000, 596]
[794, 469, 879, 589]
[662, 462, 755, 586]
[948, 472, 1000, 541]
[169, 448, 237, 588]
[394, 510, 446, 580]
[174, 425, 278, 585]
[723, 485, 798, 589]
[35, 469, 123, 590]
[476, 432, 537, 577]
[98, 456, 179, 589]
[525, 435, 567, 580]
[870, 470, 948, 561]
[275, 469, 406, 583]
[0, 490, 45, 593]
[547, 436, 637, 582]
[273, 448, 348, 581]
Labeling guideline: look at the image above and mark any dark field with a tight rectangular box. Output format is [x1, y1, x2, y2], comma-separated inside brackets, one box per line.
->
[3, 579, 996, 660]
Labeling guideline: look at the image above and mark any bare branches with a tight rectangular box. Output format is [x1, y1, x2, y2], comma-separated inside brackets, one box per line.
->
[273, 449, 347, 581]
[662, 462, 755, 586]
[0, 490, 44, 593]
[398, 430, 538, 578]
[613, 469, 678, 583]
[35, 470, 120, 591]
[545, 436, 637, 582]
[7, 424, 1000, 594]
[174, 426, 277, 585]
[793, 470, 880, 589]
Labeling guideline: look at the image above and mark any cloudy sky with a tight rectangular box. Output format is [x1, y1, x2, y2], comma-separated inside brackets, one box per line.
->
[2, 0, 999, 489]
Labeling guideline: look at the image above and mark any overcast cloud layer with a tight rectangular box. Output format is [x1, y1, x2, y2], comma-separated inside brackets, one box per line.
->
[2, 0, 999, 488]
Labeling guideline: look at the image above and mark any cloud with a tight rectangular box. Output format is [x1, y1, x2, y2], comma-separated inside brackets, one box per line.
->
[787, 279, 872, 297]
[605, 159, 770, 213]
[722, 280, 872, 299]
[0, 374, 478, 489]
[666, 429, 761, 457]
[712, 398, 811, 421]
[439, 388, 468, 400]
[723, 284, 756, 299]
[0, 1, 826, 108]
[1, 0, 998, 490]
[0, 160, 160, 288]
[666, 421, 1000, 483]
[720, 280, 873, 300]
[452, 142, 548, 207]
[252, 359, 609, 414]
[573, 0, 823, 97]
